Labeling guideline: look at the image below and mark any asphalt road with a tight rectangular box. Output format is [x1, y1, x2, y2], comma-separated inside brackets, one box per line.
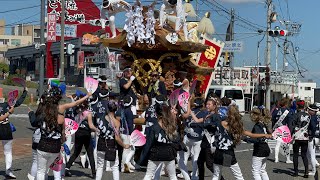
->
[0, 106, 319, 180]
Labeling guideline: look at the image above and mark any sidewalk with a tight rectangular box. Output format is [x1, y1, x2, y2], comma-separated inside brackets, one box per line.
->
[0, 138, 32, 161]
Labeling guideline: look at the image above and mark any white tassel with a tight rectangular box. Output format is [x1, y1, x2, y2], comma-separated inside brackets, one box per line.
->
[198, 12, 215, 35]
[183, 0, 196, 17]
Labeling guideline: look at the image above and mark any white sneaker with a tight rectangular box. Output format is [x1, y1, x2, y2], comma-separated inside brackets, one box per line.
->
[160, 169, 166, 176]
[177, 173, 184, 179]
[27, 173, 35, 180]
[105, 166, 112, 171]
[128, 162, 135, 170]
[275, 159, 279, 163]
[286, 160, 293, 164]
[6, 171, 16, 179]
[309, 171, 316, 176]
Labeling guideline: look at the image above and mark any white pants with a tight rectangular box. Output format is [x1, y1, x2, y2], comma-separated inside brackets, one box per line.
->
[274, 140, 291, 161]
[308, 139, 317, 173]
[96, 150, 119, 180]
[2, 140, 13, 174]
[64, 134, 75, 162]
[178, 136, 202, 180]
[212, 163, 244, 180]
[252, 156, 269, 180]
[143, 160, 177, 180]
[121, 134, 135, 167]
[36, 150, 60, 180]
[30, 149, 38, 177]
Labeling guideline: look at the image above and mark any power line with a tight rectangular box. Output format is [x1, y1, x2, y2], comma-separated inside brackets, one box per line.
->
[276, 0, 285, 22]
[271, 37, 307, 76]
[0, 12, 40, 28]
[0, 5, 40, 14]
[201, 0, 263, 33]
[285, 0, 291, 21]
[234, 34, 260, 41]
[210, 0, 266, 30]
[1, 20, 40, 29]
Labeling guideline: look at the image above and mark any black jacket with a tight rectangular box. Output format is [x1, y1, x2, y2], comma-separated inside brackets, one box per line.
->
[244, 122, 270, 157]
[138, 122, 179, 165]
[291, 110, 311, 140]
[271, 107, 294, 130]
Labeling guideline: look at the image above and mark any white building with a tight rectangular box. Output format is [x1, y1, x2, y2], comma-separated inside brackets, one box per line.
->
[297, 81, 316, 104]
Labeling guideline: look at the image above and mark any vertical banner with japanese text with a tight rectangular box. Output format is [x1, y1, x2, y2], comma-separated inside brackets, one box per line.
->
[47, 13, 56, 42]
[195, 36, 225, 95]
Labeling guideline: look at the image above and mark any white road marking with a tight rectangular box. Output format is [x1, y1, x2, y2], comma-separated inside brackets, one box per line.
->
[10, 114, 29, 118]
[235, 149, 253, 153]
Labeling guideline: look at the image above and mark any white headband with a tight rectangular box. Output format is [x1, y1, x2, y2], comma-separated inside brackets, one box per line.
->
[173, 81, 183, 87]
[97, 78, 107, 83]
[308, 106, 319, 112]
[124, 96, 133, 107]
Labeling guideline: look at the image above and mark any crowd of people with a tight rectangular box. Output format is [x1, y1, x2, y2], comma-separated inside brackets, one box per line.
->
[0, 67, 319, 180]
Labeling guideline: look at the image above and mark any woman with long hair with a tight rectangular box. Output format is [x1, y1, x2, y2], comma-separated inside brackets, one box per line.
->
[65, 94, 99, 178]
[27, 94, 45, 180]
[178, 97, 208, 180]
[95, 99, 130, 180]
[196, 97, 222, 180]
[212, 105, 272, 180]
[36, 86, 92, 180]
[140, 103, 179, 180]
[246, 106, 272, 180]
[0, 87, 28, 179]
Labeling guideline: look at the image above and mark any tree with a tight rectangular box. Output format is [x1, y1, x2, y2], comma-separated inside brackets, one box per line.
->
[0, 63, 9, 73]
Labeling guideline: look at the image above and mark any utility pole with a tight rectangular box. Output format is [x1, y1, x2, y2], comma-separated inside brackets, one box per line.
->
[283, 22, 289, 72]
[60, 0, 66, 81]
[275, 37, 279, 72]
[229, 8, 235, 85]
[265, 0, 272, 109]
[39, 0, 45, 96]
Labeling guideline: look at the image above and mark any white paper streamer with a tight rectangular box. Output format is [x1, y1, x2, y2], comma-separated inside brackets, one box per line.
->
[124, 9, 135, 47]
[133, 4, 146, 43]
[144, 7, 156, 44]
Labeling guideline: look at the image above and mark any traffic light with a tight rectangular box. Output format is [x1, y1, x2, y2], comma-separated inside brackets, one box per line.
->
[268, 30, 289, 37]
[63, 43, 67, 54]
[67, 44, 75, 55]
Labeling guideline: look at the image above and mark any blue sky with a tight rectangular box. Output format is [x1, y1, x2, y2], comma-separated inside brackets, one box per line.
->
[0, 0, 319, 85]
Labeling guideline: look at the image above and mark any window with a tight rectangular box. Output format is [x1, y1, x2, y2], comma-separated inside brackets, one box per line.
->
[225, 90, 243, 100]
[214, 90, 222, 98]
[0, 39, 9, 45]
[305, 87, 311, 91]
[11, 39, 21, 46]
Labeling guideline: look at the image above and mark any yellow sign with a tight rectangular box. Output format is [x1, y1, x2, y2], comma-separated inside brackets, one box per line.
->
[204, 46, 217, 60]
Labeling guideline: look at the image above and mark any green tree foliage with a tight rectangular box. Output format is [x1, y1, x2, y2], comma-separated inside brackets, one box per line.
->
[0, 63, 9, 73]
